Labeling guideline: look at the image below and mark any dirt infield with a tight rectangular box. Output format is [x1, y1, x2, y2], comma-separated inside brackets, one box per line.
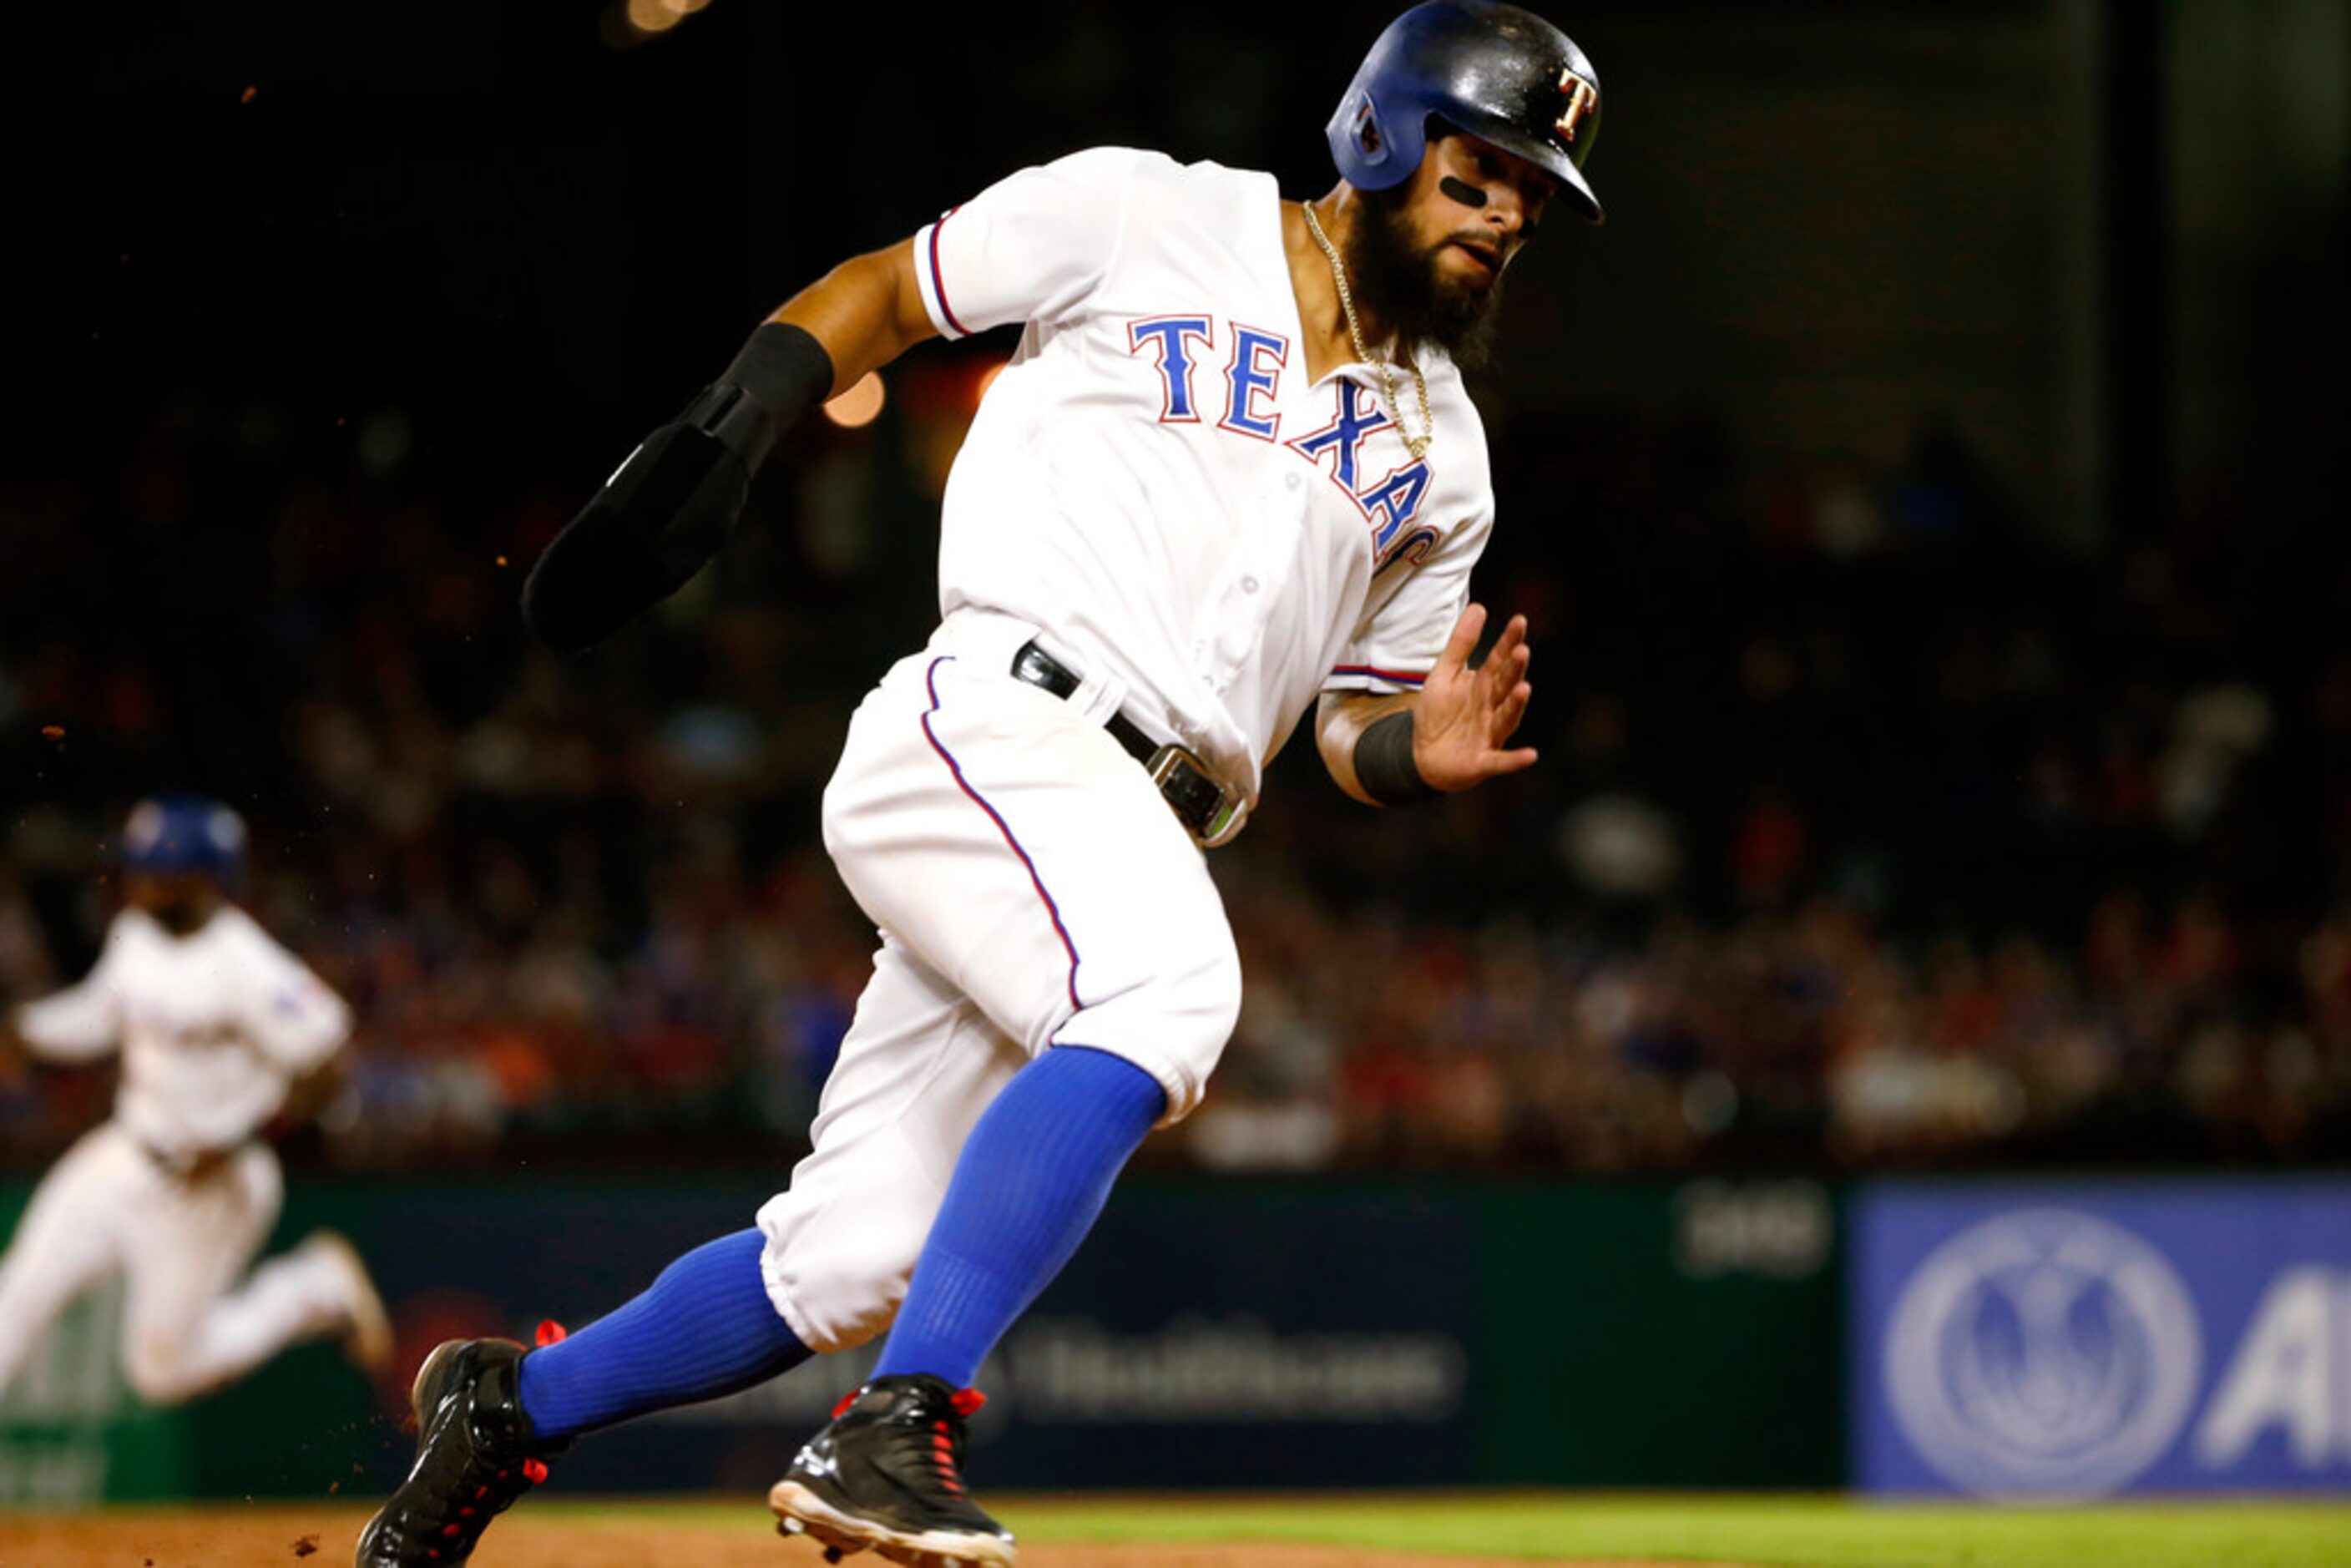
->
[0, 1504, 1738, 1567]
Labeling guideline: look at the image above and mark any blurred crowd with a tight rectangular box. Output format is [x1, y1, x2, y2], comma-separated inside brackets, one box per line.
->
[4, 385, 2348, 1176]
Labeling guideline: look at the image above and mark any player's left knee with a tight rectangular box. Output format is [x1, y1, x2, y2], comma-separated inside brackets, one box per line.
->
[1140, 924, 1244, 1065]
[1066, 927, 1241, 1119]
[1202, 935, 1244, 1042]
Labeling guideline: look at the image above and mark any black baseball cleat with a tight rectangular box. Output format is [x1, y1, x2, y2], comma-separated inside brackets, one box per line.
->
[353, 1337, 566, 1565]
[769, 1373, 1017, 1567]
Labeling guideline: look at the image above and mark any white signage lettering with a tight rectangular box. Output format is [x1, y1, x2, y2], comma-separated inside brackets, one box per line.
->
[2194, 1267, 2351, 1469]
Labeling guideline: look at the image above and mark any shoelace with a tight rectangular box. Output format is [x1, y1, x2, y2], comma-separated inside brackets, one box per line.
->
[928, 1419, 967, 1497]
[831, 1382, 988, 1503]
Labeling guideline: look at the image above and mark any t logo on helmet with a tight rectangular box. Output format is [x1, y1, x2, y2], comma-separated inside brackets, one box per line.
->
[1555, 70, 1597, 145]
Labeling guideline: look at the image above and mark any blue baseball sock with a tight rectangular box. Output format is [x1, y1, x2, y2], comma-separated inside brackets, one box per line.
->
[873, 1044, 1165, 1390]
[515, 1227, 810, 1440]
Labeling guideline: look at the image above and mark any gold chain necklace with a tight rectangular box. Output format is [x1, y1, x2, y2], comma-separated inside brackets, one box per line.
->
[1301, 200, 1433, 461]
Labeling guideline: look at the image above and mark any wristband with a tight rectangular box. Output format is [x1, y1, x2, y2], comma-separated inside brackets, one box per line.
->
[1355, 710, 1438, 805]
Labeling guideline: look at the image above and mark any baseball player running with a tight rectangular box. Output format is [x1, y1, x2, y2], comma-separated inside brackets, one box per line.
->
[356, 4, 1600, 1563]
[0, 794, 391, 1407]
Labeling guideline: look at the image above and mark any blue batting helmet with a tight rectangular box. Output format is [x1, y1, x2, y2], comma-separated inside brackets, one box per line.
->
[121, 794, 247, 878]
[1328, 1, 1605, 224]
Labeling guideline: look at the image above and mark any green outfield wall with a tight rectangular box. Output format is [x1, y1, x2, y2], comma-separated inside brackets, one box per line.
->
[0, 1174, 1843, 1501]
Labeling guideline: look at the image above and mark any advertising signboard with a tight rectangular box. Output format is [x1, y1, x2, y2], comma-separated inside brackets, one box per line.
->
[1852, 1179, 2351, 1498]
[0, 1173, 1845, 1497]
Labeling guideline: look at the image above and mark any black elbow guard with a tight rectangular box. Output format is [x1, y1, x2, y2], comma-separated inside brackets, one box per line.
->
[522, 322, 835, 651]
[697, 320, 837, 473]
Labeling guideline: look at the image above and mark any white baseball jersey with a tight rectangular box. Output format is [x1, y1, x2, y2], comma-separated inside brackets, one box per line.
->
[13, 905, 351, 1166]
[912, 146, 1497, 816]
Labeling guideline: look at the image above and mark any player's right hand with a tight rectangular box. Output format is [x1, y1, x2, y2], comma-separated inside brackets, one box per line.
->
[521, 418, 751, 651]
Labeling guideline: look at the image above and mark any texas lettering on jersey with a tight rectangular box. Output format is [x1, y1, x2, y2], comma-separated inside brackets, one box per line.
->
[1128, 313, 1437, 569]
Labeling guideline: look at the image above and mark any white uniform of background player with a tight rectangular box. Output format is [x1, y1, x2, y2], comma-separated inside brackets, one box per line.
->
[0, 795, 389, 1404]
[758, 148, 1495, 1352]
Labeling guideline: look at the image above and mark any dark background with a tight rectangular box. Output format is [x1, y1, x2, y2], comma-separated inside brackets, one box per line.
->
[3, 0, 2348, 1177]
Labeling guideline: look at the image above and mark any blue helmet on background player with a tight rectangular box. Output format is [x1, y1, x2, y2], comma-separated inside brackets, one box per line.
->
[121, 793, 248, 880]
[1329, 0, 1605, 224]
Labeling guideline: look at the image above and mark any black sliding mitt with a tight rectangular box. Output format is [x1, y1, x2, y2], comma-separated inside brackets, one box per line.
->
[523, 321, 834, 651]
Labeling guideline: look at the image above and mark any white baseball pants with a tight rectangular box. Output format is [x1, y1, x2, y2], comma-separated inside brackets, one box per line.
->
[758, 614, 1242, 1353]
[0, 1123, 361, 1404]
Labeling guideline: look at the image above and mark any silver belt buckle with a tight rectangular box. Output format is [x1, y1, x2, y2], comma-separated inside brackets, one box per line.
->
[1145, 742, 1245, 847]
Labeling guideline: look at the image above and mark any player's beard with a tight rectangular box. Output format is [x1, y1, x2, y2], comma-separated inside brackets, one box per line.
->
[1347, 184, 1505, 371]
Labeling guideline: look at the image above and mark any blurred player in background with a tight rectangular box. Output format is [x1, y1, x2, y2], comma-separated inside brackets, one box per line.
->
[358, 3, 1598, 1564]
[0, 793, 390, 1407]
